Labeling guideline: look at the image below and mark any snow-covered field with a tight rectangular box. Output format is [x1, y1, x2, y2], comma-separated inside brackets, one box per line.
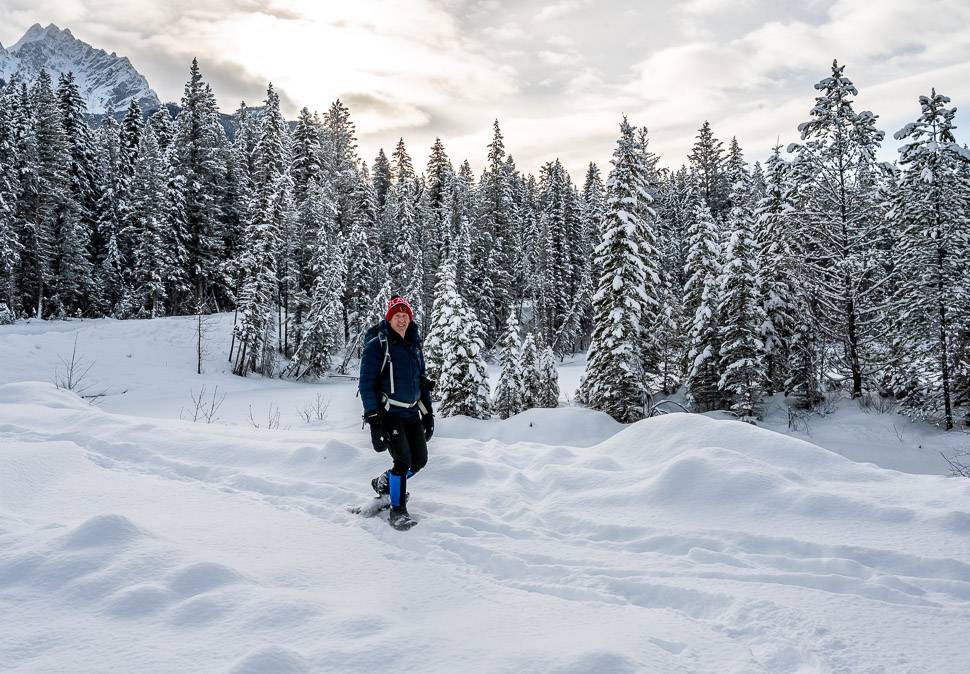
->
[2, 315, 970, 673]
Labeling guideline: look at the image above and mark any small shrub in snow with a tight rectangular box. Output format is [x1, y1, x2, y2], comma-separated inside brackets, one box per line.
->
[0, 303, 15, 325]
[297, 393, 330, 424]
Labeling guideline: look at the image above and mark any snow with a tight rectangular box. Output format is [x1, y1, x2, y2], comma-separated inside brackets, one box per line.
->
[2, 315, 970, 672]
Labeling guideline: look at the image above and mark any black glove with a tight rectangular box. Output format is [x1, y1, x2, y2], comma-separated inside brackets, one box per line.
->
[422, 412, 434, 441]
[364, 409, 390, 453]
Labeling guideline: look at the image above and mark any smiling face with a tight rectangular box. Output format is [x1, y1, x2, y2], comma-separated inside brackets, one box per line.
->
[390, 309, 410, 337]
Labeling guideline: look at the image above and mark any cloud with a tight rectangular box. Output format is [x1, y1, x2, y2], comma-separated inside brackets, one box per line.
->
[535, 0, 593, 22]
[621, 0, 970, 166]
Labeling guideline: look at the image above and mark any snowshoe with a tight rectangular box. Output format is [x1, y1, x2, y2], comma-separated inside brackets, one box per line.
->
[388, 506, 418, 531]
[371, 472, 389, 496]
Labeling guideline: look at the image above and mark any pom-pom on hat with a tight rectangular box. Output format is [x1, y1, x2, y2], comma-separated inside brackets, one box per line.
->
[385, 295, 414, 322]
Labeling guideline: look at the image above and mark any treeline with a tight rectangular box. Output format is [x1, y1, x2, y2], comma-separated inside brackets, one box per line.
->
[0, 59, 968, 428]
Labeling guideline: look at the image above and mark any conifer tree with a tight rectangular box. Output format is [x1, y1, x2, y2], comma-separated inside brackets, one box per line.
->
[129, 127, 170, 317]
[171, 59, 226, 310]
[24, 70, 76, 317]
[493, 310, 525, 418]
[372, 148, 392, 213]
[148, 107, 175, 152]
[56, 72, 101, 282]
[232, 83, 289, 376]
[689, 121, 727, 219]
[477, 120, 517, 344]
[788, 60, 886, 399]
[755, 145, 797, 392]
[432, 256, 491, 418]
[290, 107, 322, 205]
[892, 90, 970, 429]
[0, 81, 23, 312]
[576, 117, 652, 422]
[343, 170, 381, 355]
[717, 181, 767, 418]
[386, 178, 423, 318]
[537, 343, 560, 408]
[520, 332, 542, 409]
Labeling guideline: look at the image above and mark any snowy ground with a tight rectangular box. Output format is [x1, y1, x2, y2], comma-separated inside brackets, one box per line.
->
[1, 315, 969, 673]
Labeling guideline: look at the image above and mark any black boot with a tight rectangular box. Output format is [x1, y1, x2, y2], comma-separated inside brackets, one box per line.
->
[371, 471, 389, 496]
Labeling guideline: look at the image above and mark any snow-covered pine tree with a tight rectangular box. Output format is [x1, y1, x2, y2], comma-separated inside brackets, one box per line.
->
[723, 137, 749, 208]
[55, 73, 101, 301]
[372, 148, 392, 214]
[576, 117, 652, 422]
[232, 83, 290, 377]
[290, 174, 338, 352]
[0, 81, 23, 313]
[519, 332, 542, 409]
[891, 90, 970, 429]
[788, 60, 886, 399]
[387, 178, 423, 321]
[476, 120, 517, 346]
[321, 99, 359, 235]
[581, 161, 606, 308]
[391, 137, 415, 187]
[683, 200, 723, 411]
[538, 344, 560, 408]
[432, 255, 491, 418]
[285, 178, 345, 381]
[342, 170, 381, 359]
[28, 69, 91, 317]
[755, 145, 797, 393]
[148, 107, 175, 152]
[290, 107, 322, 205]
[422, 137, 453, 329]
[129, 126, 170, 317]
[689, 121, 728, 220]
[631, 127, 664, 392]
[493, 310, 525, 419]
[537, 159, 574, 349]
[171, 59, 226, 311]
[717, 179, 767, 418]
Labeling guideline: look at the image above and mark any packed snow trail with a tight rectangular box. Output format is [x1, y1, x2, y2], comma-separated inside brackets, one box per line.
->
[2, 381, 970, 673]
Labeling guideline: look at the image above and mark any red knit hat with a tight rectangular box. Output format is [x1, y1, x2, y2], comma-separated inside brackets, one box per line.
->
[385, 295, 413, 322]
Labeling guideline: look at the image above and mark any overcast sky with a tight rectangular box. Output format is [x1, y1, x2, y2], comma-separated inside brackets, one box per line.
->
[3, 0, 970, 180]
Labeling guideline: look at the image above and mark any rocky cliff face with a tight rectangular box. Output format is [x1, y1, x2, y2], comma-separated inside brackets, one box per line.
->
[0, 23, 161, 114]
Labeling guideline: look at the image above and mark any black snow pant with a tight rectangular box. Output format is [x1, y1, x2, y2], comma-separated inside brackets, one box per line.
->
[384, 414, 427, 509]
[385, 414, 428, 477]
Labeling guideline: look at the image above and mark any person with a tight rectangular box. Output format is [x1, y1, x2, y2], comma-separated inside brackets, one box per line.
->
[359, 295, 434, 529]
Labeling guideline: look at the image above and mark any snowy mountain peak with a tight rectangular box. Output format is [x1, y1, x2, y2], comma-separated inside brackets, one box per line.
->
[0, 22, 160, 114]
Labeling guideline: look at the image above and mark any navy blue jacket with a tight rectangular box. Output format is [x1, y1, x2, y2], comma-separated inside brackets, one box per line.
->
[359, 320, 431, 418]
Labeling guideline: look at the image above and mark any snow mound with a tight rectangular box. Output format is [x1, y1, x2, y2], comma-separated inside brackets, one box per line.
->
[61, 514, 145, 549]
[229, 647, 309, 674]
[0, 380, 92, 410]
[439, 405, 623, 446]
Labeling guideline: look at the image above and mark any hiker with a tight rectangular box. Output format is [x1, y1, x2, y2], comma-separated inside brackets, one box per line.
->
[359, 295, 434, 529]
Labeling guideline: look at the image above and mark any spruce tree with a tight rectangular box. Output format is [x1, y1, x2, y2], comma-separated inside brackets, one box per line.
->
[683, 201, 723, 410]
[432, 256, 491, 418]
[538, 344, 561, 408]
[232, 83, 289, 376]
[171, 59, 226, 310]
[892, 90, 970, 429]
[576, 117, 651, 422]
[689, 121, 727, 219]
[717, 181, 767, 418]
[755, 145, 797, 393]
[520, 332, 542, 409]
[129, 127, 170, 317]
[788, 60, 886, 399]
[0, 81, 23, 312]
[493, 310, 525, 418]
[372, 148, 392, 213]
